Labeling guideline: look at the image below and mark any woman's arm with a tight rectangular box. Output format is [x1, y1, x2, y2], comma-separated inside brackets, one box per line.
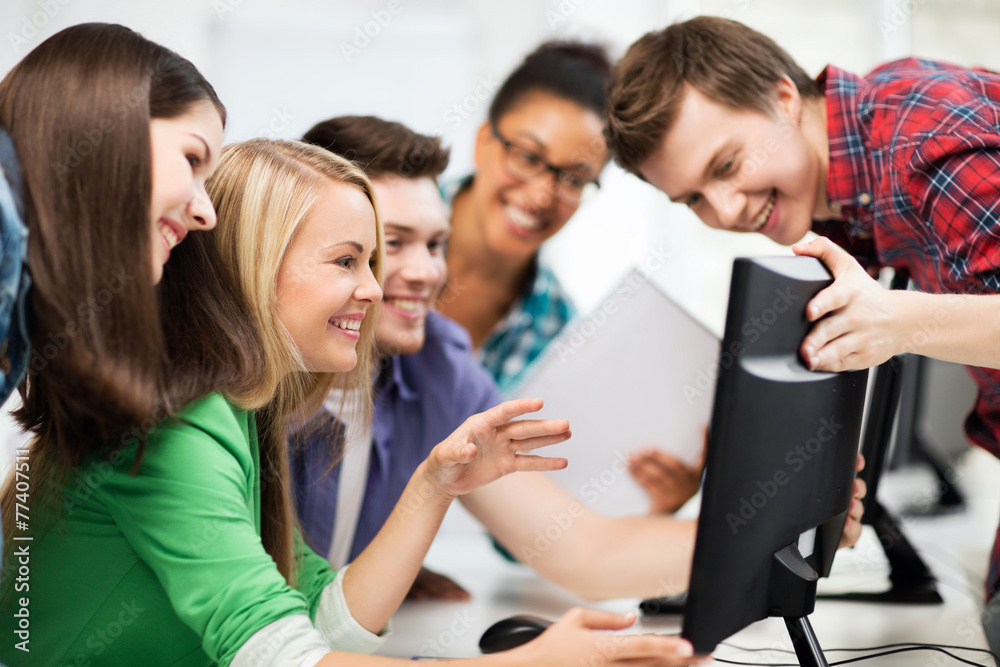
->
[316, 608, 706, 666]
[342, 398, 570, 632]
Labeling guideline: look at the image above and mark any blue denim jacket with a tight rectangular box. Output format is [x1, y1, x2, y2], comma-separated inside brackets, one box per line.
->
[0, 128, 31, 408]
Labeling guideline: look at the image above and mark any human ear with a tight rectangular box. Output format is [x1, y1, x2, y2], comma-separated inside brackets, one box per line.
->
[472, 121, 493, 170]
[772, 75, 802, 124]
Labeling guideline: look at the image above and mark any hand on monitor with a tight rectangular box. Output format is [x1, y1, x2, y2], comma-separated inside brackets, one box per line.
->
[513, 608, 711, 665]
[406, 566, 470, 601]
[628, 433, 706, 514]
[840, 454, 868, 549]
[793, 237, 906, 373]
[423, 398, 570, 499]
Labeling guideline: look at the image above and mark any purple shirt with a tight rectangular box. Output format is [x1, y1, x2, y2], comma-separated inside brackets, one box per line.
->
[290, 311, 502, 561]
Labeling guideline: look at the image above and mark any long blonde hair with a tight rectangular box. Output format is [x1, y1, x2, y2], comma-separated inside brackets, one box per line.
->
[207, 138, 384, 582]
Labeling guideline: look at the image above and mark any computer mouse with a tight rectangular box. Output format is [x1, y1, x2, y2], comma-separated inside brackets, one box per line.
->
[478, 614, 553, 653]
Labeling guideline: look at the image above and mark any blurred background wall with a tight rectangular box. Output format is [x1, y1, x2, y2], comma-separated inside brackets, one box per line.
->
[1, 0, 995, 454]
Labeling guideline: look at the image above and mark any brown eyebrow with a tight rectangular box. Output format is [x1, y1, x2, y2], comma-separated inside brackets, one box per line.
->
[324, 241, 365, 253]
[189, 134, 211, 162]
[384, 223, 450, 236]
[507, 130, 599, 177]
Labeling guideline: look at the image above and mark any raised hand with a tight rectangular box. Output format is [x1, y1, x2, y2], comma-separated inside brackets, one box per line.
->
[628, 436, 706, 514]
[424, 398, 570, 500]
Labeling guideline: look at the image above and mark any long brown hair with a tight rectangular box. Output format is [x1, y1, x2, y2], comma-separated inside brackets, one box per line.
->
[0, 24, 264, 547]
[208, 139, 384, 582]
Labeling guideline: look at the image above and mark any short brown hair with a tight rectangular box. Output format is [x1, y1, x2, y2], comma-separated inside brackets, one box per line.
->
[606, 16, 821, 176]
[302, 115, 449, 180]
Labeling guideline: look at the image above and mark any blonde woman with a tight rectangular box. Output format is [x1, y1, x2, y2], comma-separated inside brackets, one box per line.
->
[207, 138, 707, 665]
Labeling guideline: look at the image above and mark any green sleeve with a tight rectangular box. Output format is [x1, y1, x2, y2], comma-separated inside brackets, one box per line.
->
[294, 528, 340, 620]
[93, 394, 314, 666]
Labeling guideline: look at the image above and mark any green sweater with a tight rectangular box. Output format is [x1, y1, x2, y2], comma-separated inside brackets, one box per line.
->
[0, 393, 339, 666]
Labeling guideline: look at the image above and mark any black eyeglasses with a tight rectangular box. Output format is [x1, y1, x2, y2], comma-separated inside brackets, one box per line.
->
[491, 125, 600, 205]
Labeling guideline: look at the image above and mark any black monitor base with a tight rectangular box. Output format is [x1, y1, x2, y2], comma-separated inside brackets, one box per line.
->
[819, 500, 943, 605]
[900, 437, 966, 517]
[785, 616, 828, 667]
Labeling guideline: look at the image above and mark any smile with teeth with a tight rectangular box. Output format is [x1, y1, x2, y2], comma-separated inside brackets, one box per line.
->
[387, 298, 425, 313]
[329, 318, 362, 331]
[504, 204, 544, 232]
[749, 191, 776, 231]
[159, 221, 181, 250]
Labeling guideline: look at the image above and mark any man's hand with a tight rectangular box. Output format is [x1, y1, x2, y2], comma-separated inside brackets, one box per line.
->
[628, 436, 706, 514]
[406, 566, 471, 601]
[793, 237, 909, 372]
[840, 453, 867, 549]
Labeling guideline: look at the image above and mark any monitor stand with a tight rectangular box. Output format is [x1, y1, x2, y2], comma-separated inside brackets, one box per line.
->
[785, 617, 828, 667]
[901, 435, 966, 517]
[819, 499, 943, 604]
[770, 544, 829, 667]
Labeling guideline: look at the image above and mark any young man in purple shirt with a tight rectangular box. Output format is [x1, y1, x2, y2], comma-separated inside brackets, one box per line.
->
[291, 115, 866, 601]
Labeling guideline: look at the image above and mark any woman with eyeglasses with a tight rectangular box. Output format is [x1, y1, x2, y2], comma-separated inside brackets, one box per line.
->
[437, 41, 608, 395]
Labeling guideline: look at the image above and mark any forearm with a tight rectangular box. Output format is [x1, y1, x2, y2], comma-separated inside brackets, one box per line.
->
[317, 651, 516, 666]
[343, 461, 453, 633]
[534, 514, 695, 601]
[895, 291, 1000, 368]
[463, 474, 695, 601]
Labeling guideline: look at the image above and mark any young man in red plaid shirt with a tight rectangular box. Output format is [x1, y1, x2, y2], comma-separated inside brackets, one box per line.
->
[606, 12, 1000, 632]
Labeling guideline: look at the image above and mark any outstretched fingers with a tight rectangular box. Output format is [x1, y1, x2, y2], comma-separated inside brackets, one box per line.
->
[501, 417, 571, 442]
[511, 453, 568, 472]
[479, 398, 545, 427]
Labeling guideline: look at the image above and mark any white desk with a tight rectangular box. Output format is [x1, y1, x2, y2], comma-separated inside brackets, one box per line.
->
[378, 448, 1000, 664]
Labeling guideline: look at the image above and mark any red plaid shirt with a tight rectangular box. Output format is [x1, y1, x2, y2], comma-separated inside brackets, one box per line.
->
[816, 59, 1000, 596]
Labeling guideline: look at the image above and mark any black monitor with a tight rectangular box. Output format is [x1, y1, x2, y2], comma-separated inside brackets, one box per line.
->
[681, 256, 869, 664]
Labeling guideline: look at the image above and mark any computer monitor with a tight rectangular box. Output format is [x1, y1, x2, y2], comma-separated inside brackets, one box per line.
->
[681, 256, 869, 665]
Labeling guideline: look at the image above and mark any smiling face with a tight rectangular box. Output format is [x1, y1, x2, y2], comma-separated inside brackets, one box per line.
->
[639, 81, 825, 247]
[275, 180, 382, 373]
[371, 176, 449, 357]
[470, 91, 607, 258]
[148, 100, 224, 283]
